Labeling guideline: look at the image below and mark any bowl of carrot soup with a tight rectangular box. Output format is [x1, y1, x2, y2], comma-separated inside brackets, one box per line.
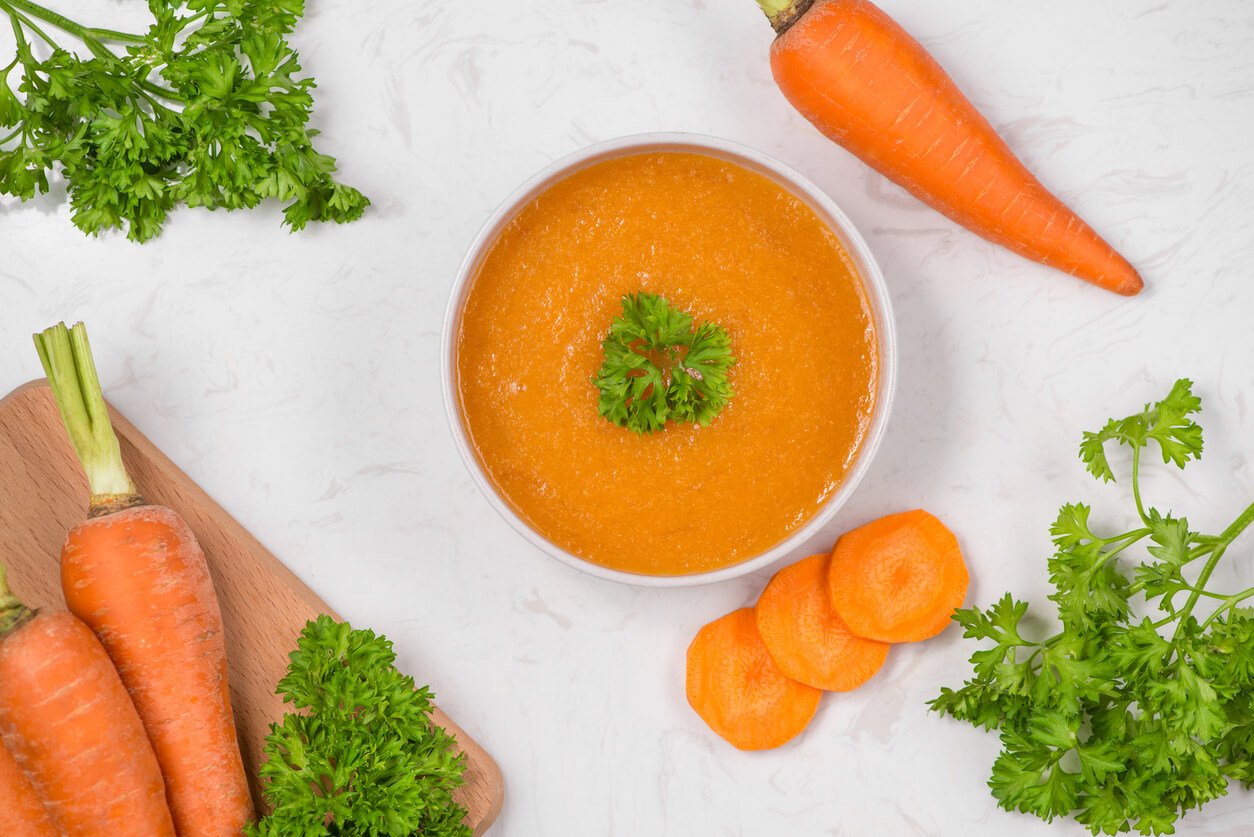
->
[443, 133, 896, 586]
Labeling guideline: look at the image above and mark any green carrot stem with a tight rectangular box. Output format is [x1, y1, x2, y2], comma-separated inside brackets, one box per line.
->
[753, 0, 814, 35]
[0, 563, 32, 637]
[0, 562, 19, 612]
[33, 322, 136, 500]
[2, 0, 144, 43]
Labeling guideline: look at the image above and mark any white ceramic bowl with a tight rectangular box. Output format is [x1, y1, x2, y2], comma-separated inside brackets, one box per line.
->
[442, 133, 897, 587]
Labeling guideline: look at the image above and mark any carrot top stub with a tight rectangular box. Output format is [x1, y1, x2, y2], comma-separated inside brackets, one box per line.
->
[33, 322, 137, 504]
[754, 0, 814, 34]
[0, 563, 33, 638]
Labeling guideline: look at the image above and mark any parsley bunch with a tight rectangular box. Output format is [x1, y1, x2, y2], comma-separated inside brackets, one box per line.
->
[249, 615, 471, 837]
[931, 379, 1254, 835]
[593, 292, 736, 435]
[0, 0, 368, 241]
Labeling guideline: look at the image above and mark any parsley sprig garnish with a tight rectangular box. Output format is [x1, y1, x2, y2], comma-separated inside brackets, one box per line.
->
[248, 616, 472, 837]
[0, 0, 368, 241]
[593, 292, 735, 435]
[931, 379, 1254, 835]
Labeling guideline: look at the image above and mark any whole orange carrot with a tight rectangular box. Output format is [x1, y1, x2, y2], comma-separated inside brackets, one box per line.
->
[34, 322, 255, 837]
[0, 563, 176, 837]
[756, 0, 1142, 296]
[0, 737, 58, 837]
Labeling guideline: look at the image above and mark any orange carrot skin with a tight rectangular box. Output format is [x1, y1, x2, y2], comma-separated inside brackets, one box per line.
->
[0, 737, 58, 837]
[769, 0, 1142, 296]
[62, 504, 254, 837]
[0, 610, 176, 837]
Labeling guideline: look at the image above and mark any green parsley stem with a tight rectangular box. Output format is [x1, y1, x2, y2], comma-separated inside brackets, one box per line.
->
[1215, 498, 1254, 546]
[138, 77, 186, 106]
[1188, 543, 1220, 561]
[80, 34, 119, 64]
[1099, 529, 1149, 563]
[1150, 613, 1175, 630]
[6, 8, 27, 53]
[1108, 528, 1150, 546]
[2, 0, 144, 44]
[1178, 585, 1242, 601]
[1131, 446, 1148, 523]
[2, 1, 57, 53]
[1198, 586, 1254, 632]
[1024, 631, 1067, 662]
[0, 127, 20, 146]
[1170, 499, 1254, 641]
[0, 0, 176, 109]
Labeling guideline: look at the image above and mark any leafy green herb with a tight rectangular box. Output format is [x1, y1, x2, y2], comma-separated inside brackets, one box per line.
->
[247, 615, 472, 837]
[930, 379, 1254, 835]
[0, 0, 368, 241]
[593, 292, 735, 435]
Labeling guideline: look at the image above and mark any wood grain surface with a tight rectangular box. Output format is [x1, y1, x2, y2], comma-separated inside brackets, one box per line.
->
[0, 380, 503, 835]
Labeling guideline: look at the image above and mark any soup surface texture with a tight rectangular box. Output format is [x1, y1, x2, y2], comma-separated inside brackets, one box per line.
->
[456, 151, 877, 575]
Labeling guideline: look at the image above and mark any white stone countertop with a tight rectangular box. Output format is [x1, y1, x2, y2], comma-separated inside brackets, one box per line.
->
[4, 0, 1254, 834]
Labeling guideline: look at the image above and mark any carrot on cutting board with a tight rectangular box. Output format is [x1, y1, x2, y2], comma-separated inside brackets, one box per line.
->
[754, 0, 1142, 296]
[756, 553, 890, 691]
[0, 562, 176, 837]
[686, 608, 822, 750]
[827, 510, 968, 643]
[0, 736, 58, 837]
[33, 322, 255, 837]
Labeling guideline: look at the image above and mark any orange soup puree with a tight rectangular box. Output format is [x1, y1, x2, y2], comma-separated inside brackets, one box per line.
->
[456, 151, 877, 575]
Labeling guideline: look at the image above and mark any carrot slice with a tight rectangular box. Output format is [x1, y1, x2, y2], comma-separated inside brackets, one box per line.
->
[685, 607, 821, 750]
[756, 553, 890, 691]
[828, 510, 968, 643]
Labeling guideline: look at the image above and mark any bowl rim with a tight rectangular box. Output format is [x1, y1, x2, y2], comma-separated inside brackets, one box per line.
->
[441, 131, 897, 587]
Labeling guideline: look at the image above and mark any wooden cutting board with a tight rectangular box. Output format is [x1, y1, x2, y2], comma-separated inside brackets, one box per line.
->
[0, 380, 503, 835]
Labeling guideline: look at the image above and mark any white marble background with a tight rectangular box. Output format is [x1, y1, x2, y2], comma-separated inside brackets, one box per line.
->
[4, 0, 1254, 834]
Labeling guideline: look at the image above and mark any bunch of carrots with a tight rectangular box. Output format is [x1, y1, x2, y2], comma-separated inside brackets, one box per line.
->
[0, 323, 253, 837]
[687, 510, 968, 749]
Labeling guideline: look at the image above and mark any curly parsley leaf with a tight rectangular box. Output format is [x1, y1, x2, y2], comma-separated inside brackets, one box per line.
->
[593, 292, 735, 435]
[932, 379, 1254, 835]
[248, 615, 471, 837]
[1080, 378, 1202, 483]
[0, 0, 368, 241]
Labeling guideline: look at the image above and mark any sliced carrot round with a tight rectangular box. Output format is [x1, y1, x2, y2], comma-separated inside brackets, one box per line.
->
[685, 608, 821, 750]
[756, 553, 890, 691]
[828, 510, 968, 643]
